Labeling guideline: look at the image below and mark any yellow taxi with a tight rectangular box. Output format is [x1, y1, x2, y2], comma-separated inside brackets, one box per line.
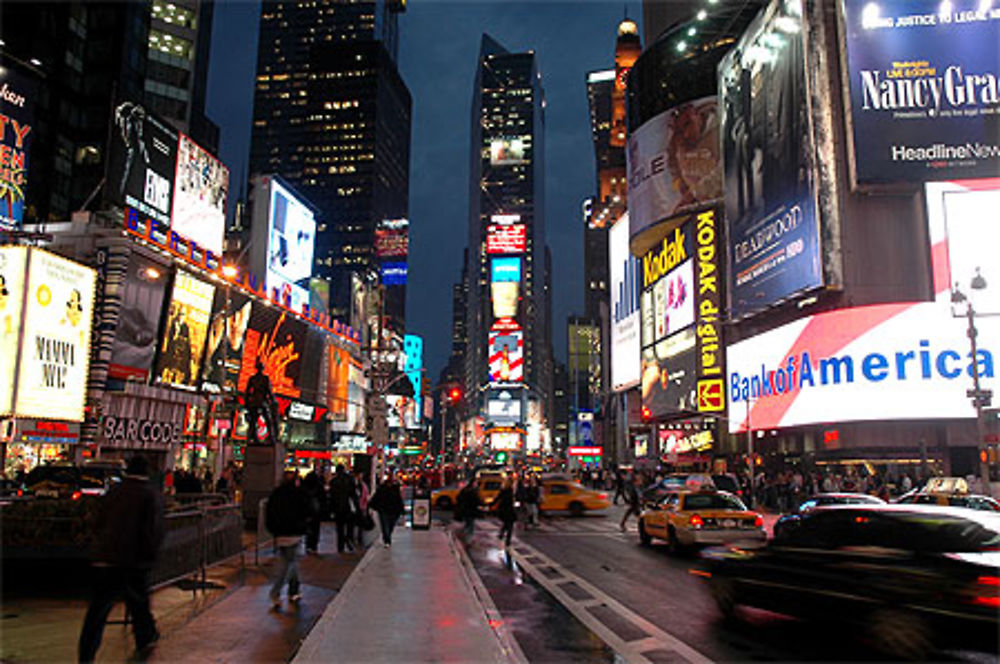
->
[539, 478, 611, 516]
[638, 488, 765, 553]
[431, 471, 506, 510]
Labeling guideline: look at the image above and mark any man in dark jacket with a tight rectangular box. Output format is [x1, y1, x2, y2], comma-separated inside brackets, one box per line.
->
[369, 473, 405, 547]
[455, 478, 481, 543]
[79, 455, 165, 663]
[327, 465, 358, 553]
[300, 471, 326, 554]
[266, 471, 312, 608]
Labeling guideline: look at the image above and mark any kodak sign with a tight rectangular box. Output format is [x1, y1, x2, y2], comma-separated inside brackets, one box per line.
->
[694, 208, 725, 412]
[641, 226, 687, 288]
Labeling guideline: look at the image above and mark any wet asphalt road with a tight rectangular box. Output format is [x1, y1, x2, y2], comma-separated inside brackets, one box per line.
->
[449, 505, 998, 663]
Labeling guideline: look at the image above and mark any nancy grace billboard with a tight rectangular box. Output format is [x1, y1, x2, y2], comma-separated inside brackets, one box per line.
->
[719, 0, 824, 320]
[0, 66, 38, 230]
[842, 0, 1000, 184]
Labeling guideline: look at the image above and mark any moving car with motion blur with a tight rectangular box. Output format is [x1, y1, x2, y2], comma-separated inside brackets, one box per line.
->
[539, 478, 610, 516]
[773, 493, 885, 538]
[894, 478, 1000, 512]
[698, 505, 1000, 658]
[638, 488, 765, 553]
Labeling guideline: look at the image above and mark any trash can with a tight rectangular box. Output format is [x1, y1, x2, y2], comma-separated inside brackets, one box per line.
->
[411, 488, 431, 530]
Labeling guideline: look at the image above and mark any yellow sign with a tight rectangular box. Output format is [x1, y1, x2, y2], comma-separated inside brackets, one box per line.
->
[641, 226, 687, 288]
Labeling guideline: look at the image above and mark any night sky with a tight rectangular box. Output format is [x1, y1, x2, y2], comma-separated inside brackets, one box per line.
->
[206, 0, 643, 381]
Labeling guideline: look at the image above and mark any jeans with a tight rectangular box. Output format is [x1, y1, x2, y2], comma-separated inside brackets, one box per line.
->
[78, 566, 157, 663]
[463, 517, 476, 540]
[334, 511, 354, 552]
[378, 511, 397, 545]
[499, 518, 515, 546]
[270, 543, 301, 601]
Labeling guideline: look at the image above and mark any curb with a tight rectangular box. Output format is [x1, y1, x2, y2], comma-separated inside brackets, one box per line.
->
[447, 526, 530, 664]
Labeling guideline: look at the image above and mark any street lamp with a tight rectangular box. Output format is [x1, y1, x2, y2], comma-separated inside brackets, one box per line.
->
[951, 267, 991, 493]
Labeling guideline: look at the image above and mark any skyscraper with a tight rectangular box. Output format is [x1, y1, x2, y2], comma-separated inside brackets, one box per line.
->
[465, 34, 551, 453]
[249, 0, 410, 328]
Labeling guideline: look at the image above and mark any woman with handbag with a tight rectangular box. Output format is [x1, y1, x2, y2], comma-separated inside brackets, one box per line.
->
[369, 473, 405, 548]
[352, 470, 372, 547]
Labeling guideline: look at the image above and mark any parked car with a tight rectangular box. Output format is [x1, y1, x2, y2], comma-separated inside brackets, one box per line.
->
[638, 488, 765, 553]
[699, 504, 1000, 658]
[21, 462, 122, 500]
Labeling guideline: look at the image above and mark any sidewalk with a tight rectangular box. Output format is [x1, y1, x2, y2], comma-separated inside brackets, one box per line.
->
[292, 523, 524, 664]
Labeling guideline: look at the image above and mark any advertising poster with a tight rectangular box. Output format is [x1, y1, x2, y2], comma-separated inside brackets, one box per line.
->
[491, 281, 519, 319]
[626, 96, 722, 243]
[385, 395, 419, 429]
[350, 273, 364, 339]
[491, 257, 521, 283]
[14, 249, 96, 421]
[610, 214, 641, 391]
[641, 346, 698, 418]
[172, 133, 229, 255]
[0, 67, 38, 230]
[487, 398, 522, 422]
[375, 219, 409, 258]
[105, 100, 178, 226]
[380, 262, 407, 286]
[925, 179, 1000, 316]
[403, 334, 423, 397]
[108, 254, 170, 381]
[155, 271, 214, 388]
[720, 0, 823, 320]
[266, 179, 315, 302]
[0, 246, 27, 413]
[640, 222, 695, 349]
[489, 326, 523, 383]
[490, 137, 527, 166]
[653, 259, 695, 341]
[237, 302, 307, 400]
[200, 288, 252, 392]
[843, 0, 1000, 183]
[487, 224, 527, 254]
[327, 344, 350, 421]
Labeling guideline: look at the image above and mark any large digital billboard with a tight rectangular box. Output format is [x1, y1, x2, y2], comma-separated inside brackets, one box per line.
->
[105, 100, 178, 226]
[842, 0, 1000, 184]
[487, 224, 527, 254]
[0, 67, 38, 230]
[0, 246, 28, 413]
[155, 271, 214, 388]
[172, 133, 228, 255]
[375, 219, 409, 258]
[626, 96, 722, 246]
[108, 254, 170, 381]
[726, 301, 999, 432]
[404, 334, 422, 398]
[12, 249, 96, 421]
[267, 178, 315, 293]
[380, 262, 407, 286]
[490, 137, 528, 166]
[386, 395, 420, 429]
[926, 179, 1000, 317]
[720, 0, 823, 320]
[489, 324, 523, 384]
[236, 303, 310, 401]
[491, 257, 521, 283]
[610, 214, 641, 391]
[491, 281, 519, 319]
[327, 344, 351, 421]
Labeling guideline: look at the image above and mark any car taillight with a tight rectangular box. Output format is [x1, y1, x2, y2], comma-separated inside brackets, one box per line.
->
[977, 576, 1000, 587]
[71, 490, 82, 501]
[689, 514, 704, 528]
[598, 493, 608, 500]
[967, 576, 1000, 608]
[16, 489, 23, 497]
[754, 514, 763, 528]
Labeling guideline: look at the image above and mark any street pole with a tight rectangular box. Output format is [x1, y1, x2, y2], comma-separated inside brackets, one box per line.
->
[966, 302, 991, 493]
[440, 397, 447, 457]
[746, 397, 754, 508]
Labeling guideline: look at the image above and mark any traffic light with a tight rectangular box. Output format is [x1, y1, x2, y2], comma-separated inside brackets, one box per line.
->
[449, 387, 461, 403]
[495, 451, 508, 464]
[641, 406, 652, 422]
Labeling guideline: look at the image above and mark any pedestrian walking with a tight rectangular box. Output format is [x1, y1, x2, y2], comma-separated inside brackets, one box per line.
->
[78, 455, 165, 663]
[494, 478, 517, 547]
[525, 475, 541, 528]
[620, 473, 642, 532]
[515, 476, 531, 527]
[613, 469, 625, 505]
[328, 465, 358, 553]
[301, 470, 326, 554]
[265, 470, 313, 609]
[455, 478, 481, 543]
[369, 473, 405, 547]
[352, 469, 372, 546]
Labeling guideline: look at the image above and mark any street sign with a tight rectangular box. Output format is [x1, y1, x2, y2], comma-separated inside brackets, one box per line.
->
[967, 389, 993, 398]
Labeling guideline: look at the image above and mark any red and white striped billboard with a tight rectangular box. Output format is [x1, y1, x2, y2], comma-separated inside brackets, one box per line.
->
[489, 322, 523, 384]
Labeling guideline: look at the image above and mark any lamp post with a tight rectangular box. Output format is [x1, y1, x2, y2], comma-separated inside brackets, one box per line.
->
[952, 268, 991, 494]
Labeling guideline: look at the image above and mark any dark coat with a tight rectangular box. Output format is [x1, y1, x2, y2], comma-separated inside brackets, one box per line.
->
[92, 475, 165, 569]
[370, 481, 404, 518]
[494, 487, 516, 523]
[301, 472, 327, 518]
[266, 482, 312, 537]
[328, 472, 358, 516]
[455, 485, 480, 521]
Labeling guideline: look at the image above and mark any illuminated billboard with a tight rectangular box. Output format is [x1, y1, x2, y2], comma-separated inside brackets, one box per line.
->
[108, 254, 170, 381]
[386, 395, 420, 429]
[489, 137, 527, 166]
[328, 344, 351, 421]
[490, 431, 522, 451]
[172, 133, 229, 255]
[266, 178, 315, 297]
[404, 334, 422, 397]
[491, 281, 519, 319]
[237, 304, 308, 400]
[375, 219, 409, 258]
[487, 398, 521, 422]
[0, 67, 38, 230]
[0, 246, 28, 413]
[491, 257, 521, 283]
[486, 224, 527, 254]
[489, 325, 523, 384]
[200, 288, 252, 392]
[105, 100, 178, 227]
[925, 180, 1000, 317]
[155, 271, 215, 388]
[842, 0, 1000, 184]
[610, 214, 641, 391]
[10, 249, 96, 421]
[381, 262, 407, 286]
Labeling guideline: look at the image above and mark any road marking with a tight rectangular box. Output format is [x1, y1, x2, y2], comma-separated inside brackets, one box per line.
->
[508, 541, 714, 664]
